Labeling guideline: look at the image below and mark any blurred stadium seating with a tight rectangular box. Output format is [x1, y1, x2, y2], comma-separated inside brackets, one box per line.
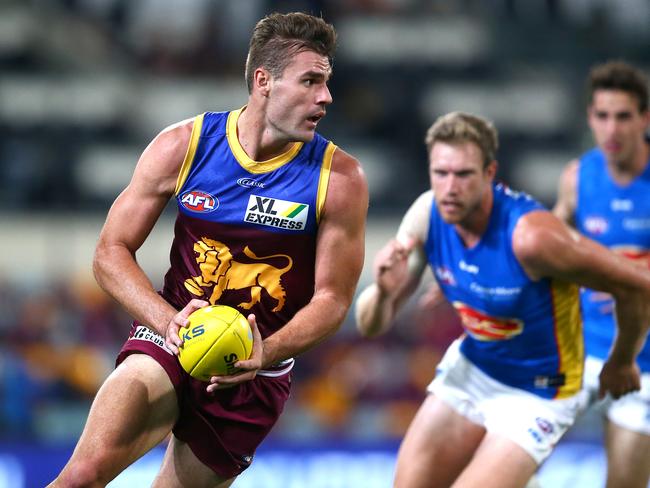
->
[1, 1, 649, 486]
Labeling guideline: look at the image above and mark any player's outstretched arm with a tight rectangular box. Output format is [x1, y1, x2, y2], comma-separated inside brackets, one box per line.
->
[552, 159, 578, 226]
[356, 191, 431, 337]
[513, 210, 650, 399]
[93, 119, 195, 343]
[355, 237, 423, 337]
[260, 148, 368, 367]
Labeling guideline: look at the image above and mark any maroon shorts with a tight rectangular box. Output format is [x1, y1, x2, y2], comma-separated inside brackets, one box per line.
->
[116, 322, 291, 479]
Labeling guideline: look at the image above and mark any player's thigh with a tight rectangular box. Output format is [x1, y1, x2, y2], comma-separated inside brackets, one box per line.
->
[153, 434, 236, 488]
[452, 431, 537, 488]
[63, 354, 178, 479]
[395, 394, 486, 488]
[605, 422, 650, 488]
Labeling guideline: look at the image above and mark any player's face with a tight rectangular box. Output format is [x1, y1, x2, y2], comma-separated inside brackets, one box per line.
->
[429, 141, 496, 225]
[588, 90, 650, 165]
[266, 49, 333, 143]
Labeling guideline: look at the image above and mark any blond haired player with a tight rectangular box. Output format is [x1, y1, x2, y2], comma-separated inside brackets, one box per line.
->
[356, 111, 650, 488]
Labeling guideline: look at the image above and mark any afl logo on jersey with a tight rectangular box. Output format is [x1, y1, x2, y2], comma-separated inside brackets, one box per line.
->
[434, 266, 456, 286]
[180, 190, 219, 213]
[584, 216, 608, 235]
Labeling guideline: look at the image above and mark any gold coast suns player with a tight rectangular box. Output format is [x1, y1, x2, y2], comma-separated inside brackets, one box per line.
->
[554, 60, 650, 488]
[356, 111, 650, 488]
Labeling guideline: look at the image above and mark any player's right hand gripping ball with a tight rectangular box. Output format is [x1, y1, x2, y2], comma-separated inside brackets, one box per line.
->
[178, 305, 253, 381]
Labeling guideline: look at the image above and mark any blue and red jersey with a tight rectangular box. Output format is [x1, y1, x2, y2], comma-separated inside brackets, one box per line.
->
[425, 183, 583, 399]
[576, 147, 650, 372]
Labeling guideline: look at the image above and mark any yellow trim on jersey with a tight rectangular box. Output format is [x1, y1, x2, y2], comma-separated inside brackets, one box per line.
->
[174, 113, 205, 196]
[316, 142, 336, 223]
[551, 280, 584, 399]
[226, 108, 303, 174]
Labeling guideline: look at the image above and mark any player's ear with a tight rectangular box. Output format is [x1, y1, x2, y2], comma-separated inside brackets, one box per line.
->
[486, 159, 498, 179]
[642, 108, 650, 128]
[586, 105, 596, 126]
[254, 67, 272, 97]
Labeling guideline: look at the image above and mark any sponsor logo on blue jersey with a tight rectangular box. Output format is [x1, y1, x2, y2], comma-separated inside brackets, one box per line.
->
[459, 260, 479, 274]
[453, 301, 524, 341]
[623, 218, 650, 231]
[610, 198, 633, 211]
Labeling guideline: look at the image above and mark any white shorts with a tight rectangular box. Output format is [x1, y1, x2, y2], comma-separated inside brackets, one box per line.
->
[582, 355, 650, 435]
[428, 339, 588, 464]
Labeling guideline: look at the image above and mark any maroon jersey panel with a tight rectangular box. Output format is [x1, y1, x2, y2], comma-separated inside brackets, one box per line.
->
[162, 215, 316, 339]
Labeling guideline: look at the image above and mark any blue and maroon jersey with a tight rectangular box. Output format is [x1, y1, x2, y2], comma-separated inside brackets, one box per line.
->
[161, 109, 336, 338]
[576, 147, 650, 372]
[425, 183, 583, 399]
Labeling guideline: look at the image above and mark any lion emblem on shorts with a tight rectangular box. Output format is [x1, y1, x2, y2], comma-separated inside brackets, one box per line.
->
[184, 238, 292, 312]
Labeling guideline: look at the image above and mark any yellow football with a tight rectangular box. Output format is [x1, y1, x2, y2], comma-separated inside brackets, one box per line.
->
[178, 305, 253, 381]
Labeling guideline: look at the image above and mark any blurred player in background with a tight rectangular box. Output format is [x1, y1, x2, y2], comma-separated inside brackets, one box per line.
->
[356, 111, 650, 488]
[554, 60, 650, 488]
[49, 11, 367, 488]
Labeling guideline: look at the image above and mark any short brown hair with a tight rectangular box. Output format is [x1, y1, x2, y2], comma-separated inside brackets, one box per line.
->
[587, 61, 649, 112]
[425, 112, 499, 168]
[245, 12, 337, 93]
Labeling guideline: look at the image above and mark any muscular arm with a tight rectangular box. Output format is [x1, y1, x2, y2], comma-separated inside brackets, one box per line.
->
[259, 148, 369, 366]
[93, 120, 195, 339]
[552, 159, 578, 226]
[514, 211, 650, 396]
[355, 191, 431, 337]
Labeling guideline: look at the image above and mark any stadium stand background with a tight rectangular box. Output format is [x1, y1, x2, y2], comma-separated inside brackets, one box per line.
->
[1, 1, 649, 486]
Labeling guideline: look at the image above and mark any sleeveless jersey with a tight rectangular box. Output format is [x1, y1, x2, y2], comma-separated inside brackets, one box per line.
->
[425, 183, 583, 399]
[576, 147, 650, 372]
[161, 109, 336, 339]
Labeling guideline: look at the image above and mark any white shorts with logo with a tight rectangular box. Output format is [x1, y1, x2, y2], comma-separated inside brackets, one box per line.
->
[583, 355, 650, 435]
[428, 339, 588, 464]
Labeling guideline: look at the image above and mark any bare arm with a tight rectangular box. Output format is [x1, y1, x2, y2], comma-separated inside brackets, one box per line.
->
[552, 159, 578, 226]
[93, 119, 207, 350]
[514, 210, 650, 397]
[355, 192, 431, 337]
[355, 240, 424, 337]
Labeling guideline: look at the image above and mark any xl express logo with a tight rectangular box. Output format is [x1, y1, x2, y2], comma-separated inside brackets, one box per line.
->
[180, 190, 219, 213]
[244, 194, 309, 230]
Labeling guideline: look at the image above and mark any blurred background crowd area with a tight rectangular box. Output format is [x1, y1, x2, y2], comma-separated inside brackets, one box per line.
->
[1, 0, 650, 447]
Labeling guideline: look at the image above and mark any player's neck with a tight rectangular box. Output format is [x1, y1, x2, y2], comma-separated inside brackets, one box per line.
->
[236, 104, 294, 162]
[607, 142, 650, 184]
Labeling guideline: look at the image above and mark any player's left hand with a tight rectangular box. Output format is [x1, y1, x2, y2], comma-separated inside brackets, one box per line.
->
[598, 359, 641, 399]
[206, 313, 264, 393]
